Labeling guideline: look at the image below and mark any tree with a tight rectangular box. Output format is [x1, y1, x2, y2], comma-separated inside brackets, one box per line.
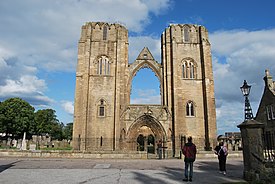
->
[63, 122, 73, 140]
[0, 101, 5, 133]
[0, 97, 35, 138]
[34, 109, 63, 140]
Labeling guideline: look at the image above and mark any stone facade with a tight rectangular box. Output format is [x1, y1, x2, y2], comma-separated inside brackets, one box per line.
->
[255, 70, 275, 133]
[72, 22, 217, 157]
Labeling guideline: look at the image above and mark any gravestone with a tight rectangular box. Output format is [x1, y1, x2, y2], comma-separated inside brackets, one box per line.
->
[7, 138, 11, 146]
[29, 144, 36, 151]
[12, 139, 17, 148]
[17, 140, 22, 149]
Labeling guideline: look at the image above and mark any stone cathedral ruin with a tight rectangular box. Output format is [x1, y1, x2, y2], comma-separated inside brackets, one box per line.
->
[72, 22, 217, 158]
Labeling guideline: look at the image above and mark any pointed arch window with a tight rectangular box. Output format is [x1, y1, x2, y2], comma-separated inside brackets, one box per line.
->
[98, 99, 106, 117]
[97, 56, 110, 75]
[182, 58, 196, 79]
[120, 129, 126, 141]
[100, 136, 103, 147]
[182, 63, 186, 78]
[190, 63, 195, 79]
[184, 27, 189, 42]
[186, 101, 195, 117]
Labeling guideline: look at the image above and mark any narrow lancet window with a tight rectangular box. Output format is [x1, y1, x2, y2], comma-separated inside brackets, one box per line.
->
[100, 136, 103, 147]
[190, 63, 194, 79]
[186, 101, 195, 117]
[182, 59, 196, 80]
[98, 99, 105, 117]
[103, 26, 107, 40]
[97, 56, 110, 75]
[184, 27, 189, 42]
[98, 57, 103, 75]
[182, 64, 186, 78]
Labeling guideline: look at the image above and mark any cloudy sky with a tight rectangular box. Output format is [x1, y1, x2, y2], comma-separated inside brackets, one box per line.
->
[0, 0, 275, 135]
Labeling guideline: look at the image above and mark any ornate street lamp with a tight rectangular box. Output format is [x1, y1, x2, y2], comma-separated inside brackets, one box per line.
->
[240, 80, 254, 120]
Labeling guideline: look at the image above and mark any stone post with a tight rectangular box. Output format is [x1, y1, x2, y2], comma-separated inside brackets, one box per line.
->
[237, 119, 264, 181]
[144, 137, 148, 152]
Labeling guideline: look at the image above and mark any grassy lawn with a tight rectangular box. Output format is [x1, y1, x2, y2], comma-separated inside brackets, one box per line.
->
[39, 147, 72, 151]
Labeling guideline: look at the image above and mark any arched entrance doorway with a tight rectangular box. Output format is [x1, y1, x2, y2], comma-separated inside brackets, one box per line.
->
[136, 134, 155, 153]
[127, 114, 166, 153]
[147, 134, 155, 153]
[137, 134, 145, 151]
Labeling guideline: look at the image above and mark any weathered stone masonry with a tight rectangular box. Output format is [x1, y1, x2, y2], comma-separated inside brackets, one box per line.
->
[72, 22, 217, 157]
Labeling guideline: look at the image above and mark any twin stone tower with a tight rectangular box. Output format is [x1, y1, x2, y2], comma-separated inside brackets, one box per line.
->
[72, 22, 217, 157]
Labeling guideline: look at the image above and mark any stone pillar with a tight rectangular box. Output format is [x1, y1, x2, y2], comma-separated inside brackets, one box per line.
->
[144, 137, 148, 152]
[237, 120, 264, 181]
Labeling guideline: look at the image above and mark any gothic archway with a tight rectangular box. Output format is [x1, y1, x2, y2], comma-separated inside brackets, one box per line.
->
[126, 115, 166, 151]
[126, 47, 163, 105]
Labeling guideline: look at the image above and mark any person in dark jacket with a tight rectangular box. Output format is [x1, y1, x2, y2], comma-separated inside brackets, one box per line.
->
[157, 140, 162, 159]
[214, 142, 228, 175]
[182, 136, 197, 182]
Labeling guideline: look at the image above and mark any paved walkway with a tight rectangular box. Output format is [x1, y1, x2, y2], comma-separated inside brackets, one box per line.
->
[0, 157, 247, 184]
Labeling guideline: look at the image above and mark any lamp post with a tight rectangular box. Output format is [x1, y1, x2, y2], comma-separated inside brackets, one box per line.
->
[240, 80, 254, 120]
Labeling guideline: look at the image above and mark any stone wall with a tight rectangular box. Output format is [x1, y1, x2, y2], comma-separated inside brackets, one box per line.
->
[0, 136, 71, 150]
[0, 150, 241, 159]
[72, 22, 217, 157]
[238, 119, 275, 182]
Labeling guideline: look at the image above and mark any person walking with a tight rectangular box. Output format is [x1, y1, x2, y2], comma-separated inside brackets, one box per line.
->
[157, 140, 162, 159]
[182, 136, 197, 182]
[214, 142, 228, 175]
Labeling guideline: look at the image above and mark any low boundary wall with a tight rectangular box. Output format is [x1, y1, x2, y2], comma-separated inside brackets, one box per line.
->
[0, 150, 243, 159]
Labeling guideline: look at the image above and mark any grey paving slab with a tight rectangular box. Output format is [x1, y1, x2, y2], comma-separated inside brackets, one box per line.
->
[93, 163, 111, 169]
[0, 157, 247, 184]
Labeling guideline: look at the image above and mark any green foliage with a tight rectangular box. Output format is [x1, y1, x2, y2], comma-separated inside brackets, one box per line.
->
[0, 145, 17, 150]
[0, 97, 35, 138]
[0, 97, 73, 141]
[34, 109, 63, 139]
[40, 146, 72, 151]
[63, 123, 73, 140]
[34, 109, 74, 140]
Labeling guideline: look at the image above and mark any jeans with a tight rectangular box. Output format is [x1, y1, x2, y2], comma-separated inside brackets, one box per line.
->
[184, 161, 193, 179]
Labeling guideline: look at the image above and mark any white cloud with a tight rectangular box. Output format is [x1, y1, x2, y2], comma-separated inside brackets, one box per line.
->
[0, 75, 53, 106]
[0, 76, 45, 95]
[2, 1, 274, 136]
[0, 45, 53, 106]
[131, 88, 161, 104]
[210, 29, 275, 103]
[210, 29, 275, 134]
[129, 36, 161, 63]
[0, 0, 171, 72]
[137, 89, 158, 97]
[131, 95, 161, 104]
[61, 101, 74, 115]
[0, 0, 171, 110]
[141, 0, 171, 15]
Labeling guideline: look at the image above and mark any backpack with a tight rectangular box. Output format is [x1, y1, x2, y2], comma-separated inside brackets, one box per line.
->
[218, 146, 228, 157]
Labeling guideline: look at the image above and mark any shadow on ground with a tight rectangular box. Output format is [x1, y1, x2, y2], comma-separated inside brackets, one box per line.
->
[131, 160, 247, 184]
[0, 161, 21, 173]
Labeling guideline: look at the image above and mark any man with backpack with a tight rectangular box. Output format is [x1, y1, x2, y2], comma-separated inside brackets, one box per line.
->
[182, 136, 197, 182]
